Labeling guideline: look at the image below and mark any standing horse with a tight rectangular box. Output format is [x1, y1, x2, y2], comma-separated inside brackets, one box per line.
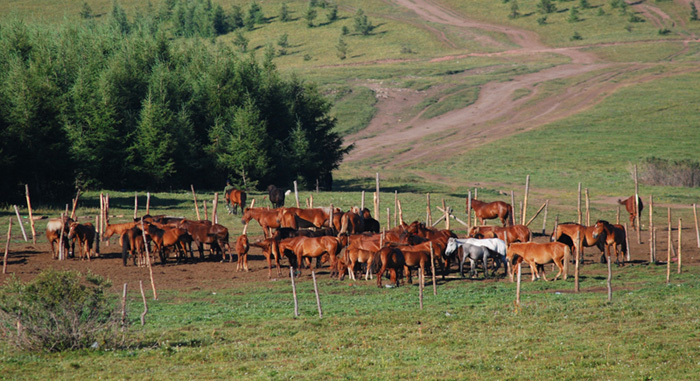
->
[507, 242, 570, 282]
[551, 223, 603, 263]
[249, 238, 282, 279]
[234, 234, 250, 270]
[457, 243, 503, 279]
[468, 199, 513, 226]
[120, 226, 145, 266]
[241, 207, 283, 238]
[45, 217, 73, 259]
[370, 246, 405, 288]
[618, 196, 643, 229]
[469, 225, 531, 244]
[67, 222, 96, 261]
[592, 220, 627, 266]
[178, 220, 230, 260]
[445, 237, 507, 277]
[267, 185, 287, 208]
[279, 236, 342, 275]
[225, 188, 247, 215]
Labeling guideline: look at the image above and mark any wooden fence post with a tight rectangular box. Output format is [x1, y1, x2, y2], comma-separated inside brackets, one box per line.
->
[25, 185, 36, 244]
[394, 191, 398, 228]
[191, 185, 201, 220]
[541, 200, 549, 235]
[511, 190, 516, 226]
[694, 204, 700, 249]
[574, 230, 581, 293]
[70, 190, 81, 220]
[427, 193, 432, 226]
[312, 271, 323, 319]
[213, 192, 219, 224]
[585, 188, 590, 226]
[294, 181, 300, 208]
[121, 283, 127, 332]
[577, 183, 582, 225]
[467, 191, 472, 231]
[361, 191, 365, 212]
[133, 192, 138, 220]
[666, 208, 671, 284]
[419, 270, 424, 310]
[522, 175, 530, 225]
[430, 242, 437, 296]
[140, 219, 157, 300]
[13, 206, 27, 242]
[515, 263, 522, 309]
[606, 248, 612, 302]
[678, 218, 682, 274]
[94, 215, 100, 255]
[146, 192, 151, 215]
[375, 173, 380, 222]
[634, 164, 641, 244]
[140, 280, 148, 326]
[624, 223, 631, 262]
[290, 267, 299, 317]
[649, 195, 654, 263]
[3, 218, 12, 274]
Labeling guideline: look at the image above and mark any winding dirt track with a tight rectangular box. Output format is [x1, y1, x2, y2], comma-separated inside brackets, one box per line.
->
[343, 0, 698, 167]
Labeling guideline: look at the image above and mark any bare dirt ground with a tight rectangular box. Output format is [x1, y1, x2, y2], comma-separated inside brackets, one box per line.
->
[343, 0, 700, 167]
[3, 223, 698, 294]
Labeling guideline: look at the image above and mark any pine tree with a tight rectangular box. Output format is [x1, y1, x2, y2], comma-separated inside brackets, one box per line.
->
[509, 0, 520, 19]
[691, 2, 698, 21]
[306, 6, 317, 27]
[537, 0, 556, 14]
[279, 3, 290, 22]
[354, 9, 374, 35]
[336, 36, 348, 59]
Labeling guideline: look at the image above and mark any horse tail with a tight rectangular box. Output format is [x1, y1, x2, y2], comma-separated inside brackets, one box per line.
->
[121, 233, 130, 266]
[563, 245, 571, 280]
[370, 249, 382, 274]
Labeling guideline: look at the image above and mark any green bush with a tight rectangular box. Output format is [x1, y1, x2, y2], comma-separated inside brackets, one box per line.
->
[0, 270, 120, 352]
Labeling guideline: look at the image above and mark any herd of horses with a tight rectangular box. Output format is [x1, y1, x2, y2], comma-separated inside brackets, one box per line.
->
[44, 188, 642, 287]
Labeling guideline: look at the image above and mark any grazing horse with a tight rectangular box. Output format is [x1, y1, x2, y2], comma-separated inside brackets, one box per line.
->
[234, 234, 250, 270]
[225, 189, 247, 215]
[618, 196, 644, 229]
[457, 243, 503, 279]
[551, 223, 602, 263]
[45, 217, 73, 259]
[592, 220, 628, 266]
[68, 222, 96, 261]
[468, 199, 514, 226]
[507, 242, 571, 282]
[241, 207, 282, 238]
[279, 236, 342, 275]
[370, 246, 405, 288]
[445, 237, 507, 277]
[249, 238, 282, 279]
[267, 185, 287, 208]
[469, 225, 531, 244]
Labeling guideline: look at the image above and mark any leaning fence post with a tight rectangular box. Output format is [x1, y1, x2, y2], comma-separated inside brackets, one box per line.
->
[140, 280, 148, 326]
[3, 218, 12, 274]
[191, 185, 201, 220]
[312, 271, 323, 319]
[290, 267, 299, 317]
[25, 185, 36, 244]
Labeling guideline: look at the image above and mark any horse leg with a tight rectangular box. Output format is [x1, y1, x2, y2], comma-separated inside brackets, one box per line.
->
[483, 254, 489, 279]
[470, 258, 476, 279]
[405, 265, 413, 284]
[376, 264, 386, 287]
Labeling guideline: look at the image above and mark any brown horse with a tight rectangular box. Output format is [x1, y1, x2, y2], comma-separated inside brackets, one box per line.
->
[225, 188, 247, 215]
[234, 234, 250, 270]
[284, 207, 332, 229]
[249, 238, 282, 279]
[104, 221, 139, 244]
[370, 246, 405, 287]
[469, 225, 531, 244]
[506, 242, 570, 282]
[45, 217, 73, 259]
[592, 220, 627, 266]
[396, 245, 429, 284]
[618, 196, 644, 229]
[280, 236, 342, 275]
[551, 223, 602, 262]
[120, 226, 145, 266]
[468, 199, 513, 226]
[338, 209, 364, 235]
[178, 219, 229, 260]
[68, 222, 96, 261]
[341, 246, 375, 281]
[241, 207, 282, 238]
[142, 223, 192, 264]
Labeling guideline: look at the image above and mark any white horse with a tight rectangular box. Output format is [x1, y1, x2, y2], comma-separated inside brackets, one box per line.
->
[445, 237, 508, 277]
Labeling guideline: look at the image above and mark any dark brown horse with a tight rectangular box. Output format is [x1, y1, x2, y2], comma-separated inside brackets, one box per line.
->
[592, 220, 627, 266]
[225, 189, 247, 215]
[68, 222, 96, 261]
[267, 185, 286, 208]
[142, 223, 192, 264]
[370, 246, 405, 288]
[618, 196, 643, 229]
[469, 225, 531, 244]
[468, 199, 514, 226]
[120, 226, 145, 266]
[506, 242, 570, 282]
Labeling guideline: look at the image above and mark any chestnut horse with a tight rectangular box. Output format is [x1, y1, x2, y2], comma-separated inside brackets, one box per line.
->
[618, 196, 644, 229]
[120, 226, 145, 266]
[507, 242, 570, 282]
[68, 222, 96, 261]
[234, 234, 250, 270]
[370, 246, 405, 288]
[225, 189, 247, 215]
[468, 199, 513, 226]
[45, 217, 73, 259]
[592, 220, 627, 266]
[551, 223, 602, 263]
[242, 207, 283, 238]
[341, 246, 375, 281]
[142, 223, 192, 264]
[178, 220, 229, 260]
[279, 236, 342, 275]
[249, 238, 282, 279]
[469, 225, 531, 244]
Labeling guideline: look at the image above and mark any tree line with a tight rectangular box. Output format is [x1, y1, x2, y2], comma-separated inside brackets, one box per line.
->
[0, 0, 351, 203]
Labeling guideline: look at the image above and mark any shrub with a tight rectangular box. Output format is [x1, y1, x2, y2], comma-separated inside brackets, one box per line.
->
[638, 157, 700, 187]
[0, 270, 120, 352]
[570, 31, 583, 40]
[537, 16, 548, 25]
